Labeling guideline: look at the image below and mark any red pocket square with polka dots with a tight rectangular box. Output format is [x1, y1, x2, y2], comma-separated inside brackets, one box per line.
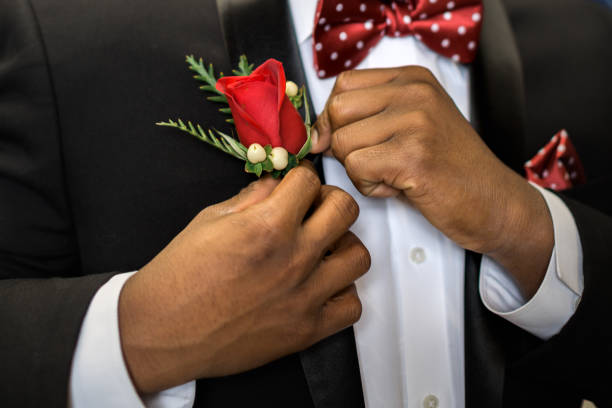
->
[524, 129, 586, 192]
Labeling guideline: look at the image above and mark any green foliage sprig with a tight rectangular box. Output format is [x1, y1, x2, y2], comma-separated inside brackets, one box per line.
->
[232, 55, 255, 77]
[156, 119, 247, 160]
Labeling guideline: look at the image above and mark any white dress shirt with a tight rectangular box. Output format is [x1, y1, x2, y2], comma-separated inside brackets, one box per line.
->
[69, 1, 584, 407]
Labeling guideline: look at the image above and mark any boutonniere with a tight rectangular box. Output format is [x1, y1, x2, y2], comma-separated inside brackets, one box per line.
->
[157, 55, 312, 178]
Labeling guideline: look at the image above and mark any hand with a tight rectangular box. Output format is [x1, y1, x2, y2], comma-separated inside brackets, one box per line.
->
[118, 163, 370, 393]
[311, 67, 553, 299]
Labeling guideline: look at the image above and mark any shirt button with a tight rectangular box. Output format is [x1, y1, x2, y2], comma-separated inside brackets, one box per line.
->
[423, 394, 439, 408]
[410, 247, 426, 264]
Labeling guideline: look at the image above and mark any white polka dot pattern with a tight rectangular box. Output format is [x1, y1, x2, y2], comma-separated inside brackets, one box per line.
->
[524, 129, 586, 192]
[312, 0, 484, 78]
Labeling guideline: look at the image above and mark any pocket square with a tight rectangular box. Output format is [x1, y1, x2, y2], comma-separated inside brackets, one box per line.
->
[524, 129, 586, 192]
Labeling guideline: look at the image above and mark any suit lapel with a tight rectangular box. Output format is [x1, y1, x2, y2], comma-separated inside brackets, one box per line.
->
[216, 0, 306, 86]
[464, 251, 507, 407]
[471, 0, 527, 173]
[216, 1, 362, 406]
[464, 1, 527, 405]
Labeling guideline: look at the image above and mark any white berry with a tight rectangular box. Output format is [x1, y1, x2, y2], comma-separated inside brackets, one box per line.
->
[285, 81, 299, 98]
[247, 143, 267, 163]
[269, 147, 289, 170]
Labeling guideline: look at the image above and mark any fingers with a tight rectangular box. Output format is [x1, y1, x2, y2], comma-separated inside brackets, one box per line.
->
[311, 82, 395, 154]
[328, 110, 399, 164]
[305, 232, 370, 303]
[316, 284, 363, 340]
[310, 111, 332, 154]
[262, 161, 322, 226]
[229, 176, 281, 212]
[331, 68, 404, 94]
[328, 65, 440, 95]
[202, 176, 280, 218]
[327, 86, 394, 130]
[325, 107, 425, 166]
[344, 138, 414, 198]
[311, 68, 404, 154]
[311, 66, 441, 155]
[311, 69, 402, 154]
[302, 185, 360, 252]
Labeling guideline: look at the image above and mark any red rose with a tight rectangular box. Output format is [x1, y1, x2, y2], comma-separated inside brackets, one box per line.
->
[216, 59, 307, 155]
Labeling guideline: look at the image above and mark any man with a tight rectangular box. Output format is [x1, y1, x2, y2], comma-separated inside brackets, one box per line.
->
[0, 0, 610, 408]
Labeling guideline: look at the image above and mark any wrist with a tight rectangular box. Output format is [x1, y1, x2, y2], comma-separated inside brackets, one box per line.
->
[118, 270, 191, 394]
[485, 174, 554, 299]
[118, 272, 161, 394]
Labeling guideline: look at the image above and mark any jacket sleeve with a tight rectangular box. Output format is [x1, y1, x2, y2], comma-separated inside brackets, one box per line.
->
[556, 194, 612, 404]
[0, 1, 115, 406]
[501, 184, 612, 406]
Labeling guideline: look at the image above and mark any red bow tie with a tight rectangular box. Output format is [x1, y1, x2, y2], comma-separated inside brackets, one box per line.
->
[313, 0, 483, 78]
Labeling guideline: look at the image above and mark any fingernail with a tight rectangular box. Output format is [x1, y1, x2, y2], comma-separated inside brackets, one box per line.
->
[311, 128, 319, 145]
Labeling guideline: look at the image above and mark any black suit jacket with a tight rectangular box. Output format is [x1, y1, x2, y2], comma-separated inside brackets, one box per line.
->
[0, 0, 610, 407]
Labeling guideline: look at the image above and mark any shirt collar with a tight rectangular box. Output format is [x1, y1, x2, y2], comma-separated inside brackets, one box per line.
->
[288, 0, 318, 44]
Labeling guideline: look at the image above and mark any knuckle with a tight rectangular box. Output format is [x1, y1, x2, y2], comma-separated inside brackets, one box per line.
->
[315, 111, 333, 139]
[413, 110, 431, 128]
[412, 65, 436, 81]
[405, 109, 431, 130]
[248, 208, 285, 243]
[294, 165, 322, 194]
[353, 243, 372, 272]
[404, 81, 438, 103]
[410, 132, 435, 163]
[335, 70, 354, 92]
[343, 151, 361, 177]
[328, 93, 346, 121]
[344, 295, 363, 324]
[331, 128, 348, 158]
[327, 188, 360, 223]
[278, 168, 320, 211]
[285, 243, 312, 283]
[397, 65, 436, 85]
[196, 206, 214, 220]
[406, 144, 431, 176]
[238, 181, 256, 196]
[395, 136, 433, 194]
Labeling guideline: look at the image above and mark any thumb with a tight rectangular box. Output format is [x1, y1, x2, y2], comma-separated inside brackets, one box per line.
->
[206, 176, 280, 217]
[310, 106, 333, 154]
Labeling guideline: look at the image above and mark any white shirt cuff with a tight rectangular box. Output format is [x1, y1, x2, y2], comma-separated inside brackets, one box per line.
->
[69, 272, 196, 408]
[479, 185, 584, 340]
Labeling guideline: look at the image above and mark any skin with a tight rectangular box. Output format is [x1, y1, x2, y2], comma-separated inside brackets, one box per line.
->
[118, 163, 371, 394]
[310, 66, 554, 301]
[119, 66, 553, 394]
